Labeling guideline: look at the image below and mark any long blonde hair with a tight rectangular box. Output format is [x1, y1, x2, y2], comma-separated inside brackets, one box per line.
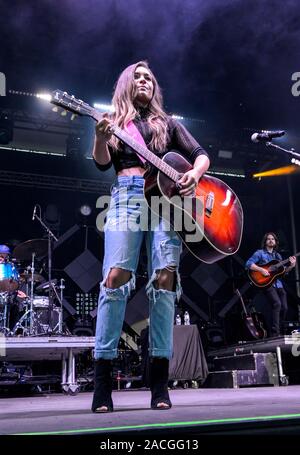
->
[109, 61, 169, 152]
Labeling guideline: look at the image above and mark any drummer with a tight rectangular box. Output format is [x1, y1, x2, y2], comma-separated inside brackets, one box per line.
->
[0, 244, 11, 265]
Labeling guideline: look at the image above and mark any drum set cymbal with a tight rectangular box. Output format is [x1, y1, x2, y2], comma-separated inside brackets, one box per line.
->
[12, 239, 48, 261]
[20, 272, 45, 284]
[36, 278, 57, 292]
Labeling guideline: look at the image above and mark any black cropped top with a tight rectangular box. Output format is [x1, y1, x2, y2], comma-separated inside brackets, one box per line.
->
[93, 108, 209, 173]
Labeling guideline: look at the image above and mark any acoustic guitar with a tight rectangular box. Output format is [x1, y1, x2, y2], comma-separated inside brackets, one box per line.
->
[51, 89, 243, 264]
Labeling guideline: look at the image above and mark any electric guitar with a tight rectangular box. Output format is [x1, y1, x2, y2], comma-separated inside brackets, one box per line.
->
[51, 89, 243, 264]
[248, 252, 299, 288]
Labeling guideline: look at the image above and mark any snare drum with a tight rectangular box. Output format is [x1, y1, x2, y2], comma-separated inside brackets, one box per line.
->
[0, 263, 19, 292]
[33, 296, 49, 308]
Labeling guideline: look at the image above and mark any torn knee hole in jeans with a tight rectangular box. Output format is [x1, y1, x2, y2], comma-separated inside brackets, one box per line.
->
[146, 268, 182, 302]
[100, 268, 136, 298]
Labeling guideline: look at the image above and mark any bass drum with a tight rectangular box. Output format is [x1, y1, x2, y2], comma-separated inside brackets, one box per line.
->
[34, 306, 60, 334]
[32, 296, 60, 334]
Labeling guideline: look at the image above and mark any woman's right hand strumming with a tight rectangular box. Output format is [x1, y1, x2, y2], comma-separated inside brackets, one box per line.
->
[93, 113, 113, 166]
[95, 114, 113, 143]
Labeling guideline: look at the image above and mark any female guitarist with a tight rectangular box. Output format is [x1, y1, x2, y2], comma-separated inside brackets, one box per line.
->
[91, 61, 210, 412]
[51, 62, 243, 411]
[245, 232, 296, 338]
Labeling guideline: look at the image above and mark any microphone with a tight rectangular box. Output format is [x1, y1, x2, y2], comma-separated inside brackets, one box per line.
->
[251, 130, 285, 143]
[32, 205, 37, 221]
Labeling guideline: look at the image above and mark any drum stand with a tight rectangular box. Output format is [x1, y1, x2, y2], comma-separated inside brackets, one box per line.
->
[13, 253, 38, 336]
[12, 253, 47, 336]
[0, 293, 11, 336]
[47, 278, 65, 335]
[29, 252, 36, 334]
[12, 305, 37, 336]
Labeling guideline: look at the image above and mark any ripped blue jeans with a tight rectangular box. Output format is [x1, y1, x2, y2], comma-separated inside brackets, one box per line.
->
[94, 175, 182, 360]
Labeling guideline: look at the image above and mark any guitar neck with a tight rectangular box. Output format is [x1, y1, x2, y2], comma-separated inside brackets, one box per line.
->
[92, 109, 178, 181]
[51, 90, 180, 181]
[236, 290, 248, 315]
[275, 251, 300, 268]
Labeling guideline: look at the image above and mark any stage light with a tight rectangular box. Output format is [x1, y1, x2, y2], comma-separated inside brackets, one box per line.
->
[172, 114, 206, 123]
[253, 165, 298, 178]
[207, 170, 245, 178]
[93, 103, 115, 113]
[36, 93, 52, 101]
[79, 205, 92, 217]
[9, 90, 52, 102]
[291, 158, 300, 166]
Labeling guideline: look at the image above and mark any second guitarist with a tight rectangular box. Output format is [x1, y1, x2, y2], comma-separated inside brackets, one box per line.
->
[245, 232, 296, 337]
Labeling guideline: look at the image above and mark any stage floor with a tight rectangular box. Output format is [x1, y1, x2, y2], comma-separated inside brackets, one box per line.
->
[1, 386, 300, 436]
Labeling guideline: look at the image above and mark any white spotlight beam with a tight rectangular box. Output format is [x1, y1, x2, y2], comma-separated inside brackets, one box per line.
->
[36, 93, 52, 101]
[93, 103, 115, 113]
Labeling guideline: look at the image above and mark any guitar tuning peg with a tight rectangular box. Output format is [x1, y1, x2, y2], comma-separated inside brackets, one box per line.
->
[52, 106, 58, 112]
[61, 110, 67, 116]
[71, 114, 77, 121]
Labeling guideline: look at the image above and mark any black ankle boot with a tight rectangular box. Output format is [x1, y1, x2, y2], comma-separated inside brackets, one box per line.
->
[91, 359, 114, 413]
[149, 357, 172, 410]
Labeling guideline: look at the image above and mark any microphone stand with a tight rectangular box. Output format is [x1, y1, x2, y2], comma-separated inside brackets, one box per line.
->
[265, 141, 300, 158]
[29, 253, 35, 335]
[33, 206, 58, 334]
[265, 140, 300, 299]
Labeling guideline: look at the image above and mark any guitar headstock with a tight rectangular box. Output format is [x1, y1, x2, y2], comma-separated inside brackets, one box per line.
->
[51, 89, 99, 120]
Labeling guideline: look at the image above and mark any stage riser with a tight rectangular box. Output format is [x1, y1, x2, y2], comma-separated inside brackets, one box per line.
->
[213, 353, 278, 373]
[204, 352, 279, 388]
[204, 369, 279, 388]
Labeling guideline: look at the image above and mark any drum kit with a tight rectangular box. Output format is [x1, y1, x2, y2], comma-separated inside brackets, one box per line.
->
[0, 238, 65, 336]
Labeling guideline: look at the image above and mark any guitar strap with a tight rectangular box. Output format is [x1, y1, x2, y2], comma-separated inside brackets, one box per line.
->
[125, 120, 147, 165]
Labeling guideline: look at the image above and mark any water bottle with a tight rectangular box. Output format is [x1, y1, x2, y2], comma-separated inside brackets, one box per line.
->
[175, 314, 182, 325]
[184, 311, 190, 325]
